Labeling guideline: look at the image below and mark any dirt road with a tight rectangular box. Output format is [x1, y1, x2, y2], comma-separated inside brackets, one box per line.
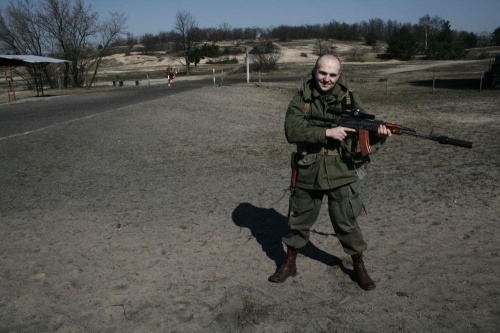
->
[378, 60, 482, 75]
[0, 82, 499, 332]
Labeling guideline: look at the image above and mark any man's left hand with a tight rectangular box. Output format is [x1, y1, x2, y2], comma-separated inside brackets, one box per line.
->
[376, 125, 392, 138]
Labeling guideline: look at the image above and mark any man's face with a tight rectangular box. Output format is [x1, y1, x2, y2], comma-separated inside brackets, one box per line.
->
[314, 57, 341, 94]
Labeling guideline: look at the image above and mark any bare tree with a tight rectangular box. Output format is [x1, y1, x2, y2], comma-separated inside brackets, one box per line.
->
[36, 0, 126, 87]
[250, 40, 282, 72]
[0, 0, 49, 55]
[0, 0, 55, 87]
[87, 12, 127, 85]
[418, 14, 443, 51]
[174, 9, 198, 75]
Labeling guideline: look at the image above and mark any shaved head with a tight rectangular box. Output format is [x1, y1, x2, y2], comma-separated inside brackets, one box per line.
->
[313, 54, 342, 94]
[313, 54, 342, 74]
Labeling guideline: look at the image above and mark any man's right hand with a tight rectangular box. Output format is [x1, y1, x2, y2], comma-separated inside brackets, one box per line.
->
[325, 127, 356, 141]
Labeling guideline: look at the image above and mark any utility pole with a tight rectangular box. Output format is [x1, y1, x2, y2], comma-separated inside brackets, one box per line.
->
[245, 47, 250, 84]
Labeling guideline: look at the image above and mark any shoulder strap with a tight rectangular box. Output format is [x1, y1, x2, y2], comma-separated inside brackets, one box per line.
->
[341, 90, 355, 110]
[304, 102, 311, 115]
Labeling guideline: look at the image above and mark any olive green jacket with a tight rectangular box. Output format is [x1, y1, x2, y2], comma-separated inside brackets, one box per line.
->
[284, 74, 384, 190]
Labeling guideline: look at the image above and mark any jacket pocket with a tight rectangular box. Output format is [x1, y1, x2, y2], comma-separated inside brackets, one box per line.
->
[297, 153, 318, 166]
[297, 154, 321, 186]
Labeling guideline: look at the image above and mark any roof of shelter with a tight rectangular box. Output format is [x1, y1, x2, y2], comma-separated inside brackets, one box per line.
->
[0, 55, 70, 67]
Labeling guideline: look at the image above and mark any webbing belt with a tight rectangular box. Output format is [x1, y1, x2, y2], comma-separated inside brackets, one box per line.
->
[319, 147, 340, 156]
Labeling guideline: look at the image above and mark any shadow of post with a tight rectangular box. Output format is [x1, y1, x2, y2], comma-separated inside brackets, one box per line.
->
[232, 202, 351, 275]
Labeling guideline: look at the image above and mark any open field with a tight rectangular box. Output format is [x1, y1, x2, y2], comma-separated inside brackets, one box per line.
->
[2, 39, 499, 101]
[1, 41, 500, 332]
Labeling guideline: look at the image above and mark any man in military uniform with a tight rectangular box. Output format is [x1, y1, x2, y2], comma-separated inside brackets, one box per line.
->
[268, 54, 391, 291]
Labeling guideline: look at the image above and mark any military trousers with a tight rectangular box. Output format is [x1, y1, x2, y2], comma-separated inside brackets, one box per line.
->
[282, 180, 367, 255]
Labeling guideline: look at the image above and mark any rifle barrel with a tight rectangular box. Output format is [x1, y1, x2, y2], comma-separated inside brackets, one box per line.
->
[402, 132, 473, 148]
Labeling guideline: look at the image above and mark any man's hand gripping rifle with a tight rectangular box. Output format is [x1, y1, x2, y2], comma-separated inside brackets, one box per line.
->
[306, 108, 473, 156]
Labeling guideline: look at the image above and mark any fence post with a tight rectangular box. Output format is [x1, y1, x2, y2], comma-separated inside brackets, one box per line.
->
[259, 71, 261, 85]
[479, 72, 483, 93]
[213, 68, 215, 86]
[221, 70, 224, 86]
[147, 74, 150, 86]
[386, 79, 388, 94]
[432, 75, 436, 95]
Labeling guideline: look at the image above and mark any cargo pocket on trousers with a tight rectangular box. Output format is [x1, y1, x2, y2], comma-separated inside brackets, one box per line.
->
[346, 184, 363, 220]
[289, 190, 299, 217]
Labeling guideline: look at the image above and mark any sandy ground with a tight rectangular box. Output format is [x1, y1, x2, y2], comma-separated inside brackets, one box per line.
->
[97, 39, 375, 76]
[0, 79, 499, 332]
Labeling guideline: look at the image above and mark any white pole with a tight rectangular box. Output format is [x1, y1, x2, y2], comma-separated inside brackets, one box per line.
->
[246, 47, 250, 84]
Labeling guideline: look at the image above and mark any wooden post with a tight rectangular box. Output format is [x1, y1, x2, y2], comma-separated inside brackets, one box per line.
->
[4, 66, 16, 101]
[221, 70, 224, 86]
[432, 75, 436, 95]
[479, 72, 484, 92]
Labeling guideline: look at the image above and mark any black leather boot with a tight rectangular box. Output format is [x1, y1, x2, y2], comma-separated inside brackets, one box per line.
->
[268, 246, 299, 283]
[352, 253, 376, 291]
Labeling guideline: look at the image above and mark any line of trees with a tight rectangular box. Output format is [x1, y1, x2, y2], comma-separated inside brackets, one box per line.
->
[114, 12, 498, 69]
[386, 18, 489, 60]
[0, 0, 126, 88]
[116, 15, 495, 55]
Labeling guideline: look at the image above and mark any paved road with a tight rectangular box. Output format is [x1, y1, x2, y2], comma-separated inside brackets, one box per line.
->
[0, 79, 209, 141]
[0, 75, 301, 141]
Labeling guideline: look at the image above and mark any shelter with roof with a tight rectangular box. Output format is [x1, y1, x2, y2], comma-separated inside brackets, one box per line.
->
[1, 55, 70, 101]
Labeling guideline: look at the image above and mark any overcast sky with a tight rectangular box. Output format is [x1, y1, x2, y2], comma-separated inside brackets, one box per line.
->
[19, 0, 500, 35]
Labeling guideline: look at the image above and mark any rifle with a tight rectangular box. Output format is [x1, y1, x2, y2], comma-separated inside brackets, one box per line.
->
[306, 108, 473, 156]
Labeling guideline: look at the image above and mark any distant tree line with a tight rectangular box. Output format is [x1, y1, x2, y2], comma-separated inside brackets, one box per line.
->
[386, 16, 489, 60]
[116, 15, 495, 53]
[111, 10, 500, 74]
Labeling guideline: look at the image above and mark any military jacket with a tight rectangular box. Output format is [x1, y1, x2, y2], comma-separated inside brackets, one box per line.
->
[285, 74, 384, 190]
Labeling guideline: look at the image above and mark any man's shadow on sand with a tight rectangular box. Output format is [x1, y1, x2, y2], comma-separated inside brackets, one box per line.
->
[232, 202, 351, 275]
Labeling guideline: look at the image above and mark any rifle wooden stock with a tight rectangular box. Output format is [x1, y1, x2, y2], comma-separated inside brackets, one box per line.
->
[385, 123, 403, 135]
[359, 124, 403, 156]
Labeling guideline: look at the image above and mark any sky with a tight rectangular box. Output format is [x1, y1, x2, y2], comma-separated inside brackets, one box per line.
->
[2, 0, 499, 36]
